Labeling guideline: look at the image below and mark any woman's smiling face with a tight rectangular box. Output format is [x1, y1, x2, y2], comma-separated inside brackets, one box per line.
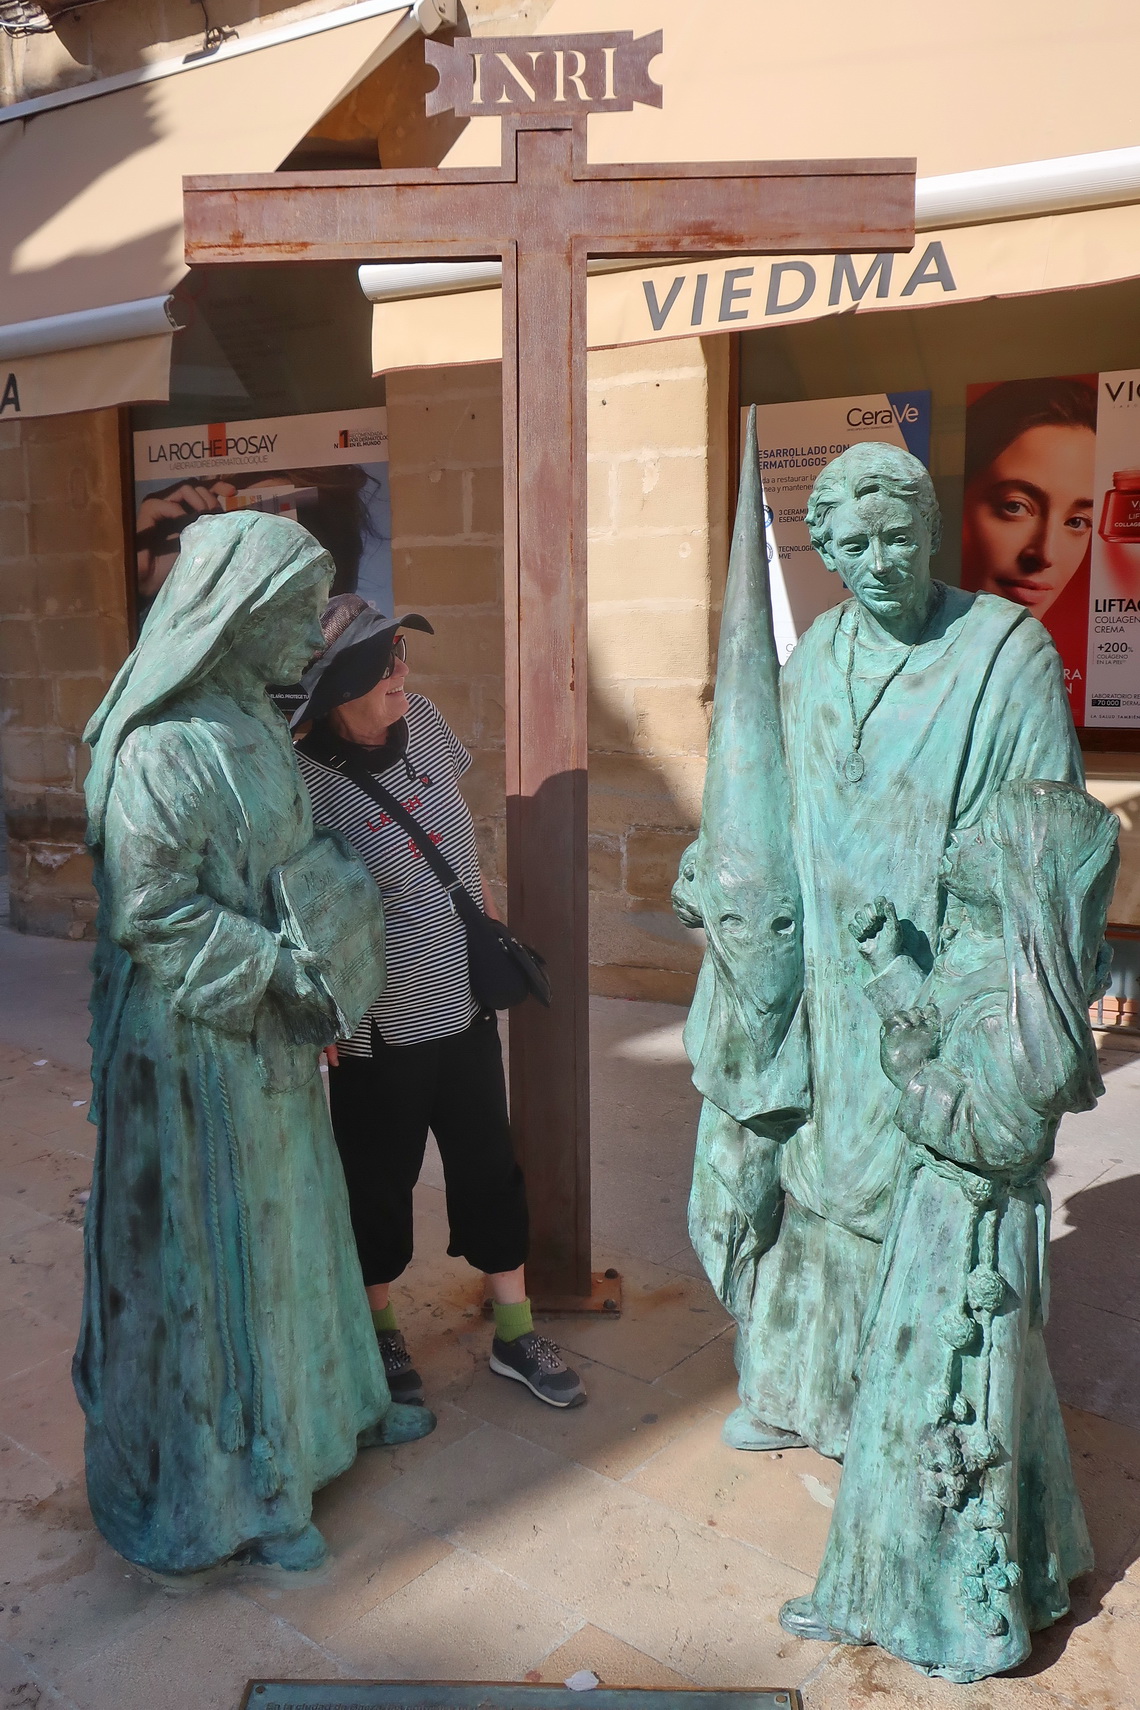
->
[962, 423, 1095, 616]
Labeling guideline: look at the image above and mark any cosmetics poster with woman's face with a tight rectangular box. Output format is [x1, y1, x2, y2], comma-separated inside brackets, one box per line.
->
[132, 406, 393, 627]
[962, 374, 1140, 729]
[961, 376, 1096, 723]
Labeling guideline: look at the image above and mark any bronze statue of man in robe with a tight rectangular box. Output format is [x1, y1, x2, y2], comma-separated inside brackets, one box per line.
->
[677, 427, 1082, 1459]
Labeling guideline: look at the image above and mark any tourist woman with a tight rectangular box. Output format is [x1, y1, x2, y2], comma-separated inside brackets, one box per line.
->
[293, 594, 586, 1411]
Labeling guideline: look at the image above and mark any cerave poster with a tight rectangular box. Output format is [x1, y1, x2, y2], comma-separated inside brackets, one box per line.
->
[961, 373, 1140, 729]
[749, 392, 931, 662]
[132, 406, 393, 619]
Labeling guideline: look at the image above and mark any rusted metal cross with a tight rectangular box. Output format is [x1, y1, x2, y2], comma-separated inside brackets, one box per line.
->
[184, 30, 914, 1303]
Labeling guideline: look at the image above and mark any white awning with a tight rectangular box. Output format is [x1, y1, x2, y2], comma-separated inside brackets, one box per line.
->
[0, 296, 178, 360]
[0, 0, 419, 420]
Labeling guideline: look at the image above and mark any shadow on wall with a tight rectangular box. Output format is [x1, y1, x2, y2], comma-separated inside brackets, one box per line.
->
[586, 663, 707, 1004]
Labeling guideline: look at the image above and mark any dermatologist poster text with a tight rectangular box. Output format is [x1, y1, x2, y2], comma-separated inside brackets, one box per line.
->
[132, 406, 393, 624]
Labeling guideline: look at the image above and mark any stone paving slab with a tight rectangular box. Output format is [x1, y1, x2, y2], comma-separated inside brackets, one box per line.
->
[0, 999, 1137, 1710]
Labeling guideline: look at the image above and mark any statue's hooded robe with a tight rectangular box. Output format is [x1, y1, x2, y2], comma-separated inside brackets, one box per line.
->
[707, 585, 1082, 1459]
[77, 512, 390, 1573]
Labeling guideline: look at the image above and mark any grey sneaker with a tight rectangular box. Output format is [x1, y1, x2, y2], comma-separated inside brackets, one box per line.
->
[377, 1329, 425, 1406]
[489, 1332, 586, 1408]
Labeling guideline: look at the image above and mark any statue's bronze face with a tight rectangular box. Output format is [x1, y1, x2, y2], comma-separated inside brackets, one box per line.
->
[238, 579, 329, 686]
[820, 491, 933, 632]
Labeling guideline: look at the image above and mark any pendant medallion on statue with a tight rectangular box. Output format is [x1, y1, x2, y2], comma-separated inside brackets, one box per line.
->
[843, 750, 866, 783]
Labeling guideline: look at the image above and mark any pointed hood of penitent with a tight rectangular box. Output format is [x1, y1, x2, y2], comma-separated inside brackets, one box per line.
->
[673, 406, 805, 1129]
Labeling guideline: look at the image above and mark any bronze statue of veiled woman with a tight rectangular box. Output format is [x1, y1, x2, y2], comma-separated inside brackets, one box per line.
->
[78, 511, 433, 1576]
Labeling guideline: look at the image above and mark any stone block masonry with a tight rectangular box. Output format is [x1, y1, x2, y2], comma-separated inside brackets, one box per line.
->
[0, 410, 131, 938]
[387, 337, 730, 1003]
[385, 365, 510, 918]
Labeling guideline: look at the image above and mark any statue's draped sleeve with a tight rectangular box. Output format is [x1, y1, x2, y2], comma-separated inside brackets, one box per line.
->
[954, 614, 1084, 820]
[896, 1000, 1054, 1173]
[103, 724, 279, 1036]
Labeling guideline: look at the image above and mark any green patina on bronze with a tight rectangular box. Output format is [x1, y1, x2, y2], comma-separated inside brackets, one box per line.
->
[678, 417, 1117, 1680]
[672, 407, 806, 1323]
[77, 511, 433, 1577]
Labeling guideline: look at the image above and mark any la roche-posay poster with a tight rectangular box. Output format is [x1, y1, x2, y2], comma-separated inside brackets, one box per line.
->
[747, 392, 931, 663]
[132, 406, 393, 621]
[962, 372, 1140, 729]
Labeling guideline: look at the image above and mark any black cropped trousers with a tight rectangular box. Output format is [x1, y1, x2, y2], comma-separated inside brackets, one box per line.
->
[327, 1012, 530, 1286]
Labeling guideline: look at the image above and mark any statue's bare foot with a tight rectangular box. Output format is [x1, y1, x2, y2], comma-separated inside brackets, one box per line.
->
[779, 1595, 864, 1644]
[723, 1405, 805, 1451]
[358, 1404, 437, 1448]
[251, 1523, 327, 1571]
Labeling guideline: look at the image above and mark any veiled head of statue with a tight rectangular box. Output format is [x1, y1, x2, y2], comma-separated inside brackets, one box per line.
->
[135, 509, 334, 691]
[806, 443, 941, 627]
[84, 511, 333, 845]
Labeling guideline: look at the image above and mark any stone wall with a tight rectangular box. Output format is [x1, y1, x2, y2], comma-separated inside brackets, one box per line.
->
[0, 410, 130, 936]
[386, 336, 730, 1003]
[385, 362, 509, 910]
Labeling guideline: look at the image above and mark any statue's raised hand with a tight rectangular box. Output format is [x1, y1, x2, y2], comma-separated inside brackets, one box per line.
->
[880, 1004, 941, 1088]
[849, 896, 904, 975]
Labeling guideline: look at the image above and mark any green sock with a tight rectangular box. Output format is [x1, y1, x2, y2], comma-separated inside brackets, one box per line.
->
[371, 1304, 397, 1334]
[493, 1297, 533, 1343]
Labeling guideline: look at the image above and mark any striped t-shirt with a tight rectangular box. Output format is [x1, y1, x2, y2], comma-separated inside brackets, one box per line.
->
[295, 694, 482, 1052]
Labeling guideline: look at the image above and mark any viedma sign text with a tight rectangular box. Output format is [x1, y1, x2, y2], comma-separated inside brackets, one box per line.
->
[962, 371, 1140, 729]
[132, 406, 392, 622]
[747, 392, 931, 663]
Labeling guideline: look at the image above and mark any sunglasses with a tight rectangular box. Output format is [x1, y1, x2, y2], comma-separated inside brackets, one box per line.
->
[380, 633, 407, 678]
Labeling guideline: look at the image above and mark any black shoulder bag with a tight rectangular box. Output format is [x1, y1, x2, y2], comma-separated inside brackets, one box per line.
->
[338, 760, 551, 1011]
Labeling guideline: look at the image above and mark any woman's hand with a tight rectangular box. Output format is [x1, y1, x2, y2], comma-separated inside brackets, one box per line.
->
[481, 876, 501, 922]
[850, 895, 904, 975]
[322, 1044, 340, 1069]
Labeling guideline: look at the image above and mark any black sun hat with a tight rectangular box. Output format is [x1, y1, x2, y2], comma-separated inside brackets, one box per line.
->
[287, 595, 433, 730]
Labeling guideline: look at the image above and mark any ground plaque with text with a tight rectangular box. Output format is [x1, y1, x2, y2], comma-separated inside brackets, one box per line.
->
[240, 1687, 800, 1710]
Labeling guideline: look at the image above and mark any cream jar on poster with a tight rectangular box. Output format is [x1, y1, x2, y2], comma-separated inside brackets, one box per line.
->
[1098, 469, 1140, 543]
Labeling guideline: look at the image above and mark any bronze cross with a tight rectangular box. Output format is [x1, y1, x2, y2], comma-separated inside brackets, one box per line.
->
[184, 30, 914, 1301]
